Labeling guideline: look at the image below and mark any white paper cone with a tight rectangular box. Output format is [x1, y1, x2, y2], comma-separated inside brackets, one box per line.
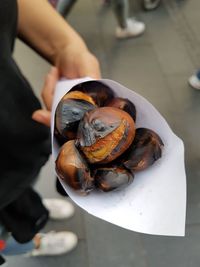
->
[51, 77, 186, 236]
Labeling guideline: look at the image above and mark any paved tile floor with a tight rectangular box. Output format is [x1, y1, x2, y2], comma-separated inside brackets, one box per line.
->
[5, 0, 200, 266]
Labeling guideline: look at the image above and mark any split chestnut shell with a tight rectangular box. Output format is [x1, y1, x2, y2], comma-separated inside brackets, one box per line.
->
[55, 140, 94, 194]
[94, 166, 134, 192]
[71, 81, 115, 107]
[107, 97, 137, 122]
[123, 128, 164, 172]
[77, 107, 136, 164]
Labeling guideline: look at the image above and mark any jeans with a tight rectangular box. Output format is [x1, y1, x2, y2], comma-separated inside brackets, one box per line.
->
[0, 225, 34, 256]
[111, 0, 129, 28]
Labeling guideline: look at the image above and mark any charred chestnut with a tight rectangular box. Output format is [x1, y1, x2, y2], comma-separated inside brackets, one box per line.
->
[107, 97, 137, 122]
[123, 128, 164, 172]
[71, 81, 115, 106]
[56, 140, 94, 194]
[94, 166, 134, 192]
[55, 98, 96, 140]
[77, 107, 135, 164]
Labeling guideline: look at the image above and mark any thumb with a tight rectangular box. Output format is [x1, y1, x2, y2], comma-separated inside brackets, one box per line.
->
[32, 110, 51, 127]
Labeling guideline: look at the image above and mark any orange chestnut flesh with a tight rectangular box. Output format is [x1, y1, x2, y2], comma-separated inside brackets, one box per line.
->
[56, 140, 94, 194]
[77, 107, 135, 164]
[62, 90, 96, 105]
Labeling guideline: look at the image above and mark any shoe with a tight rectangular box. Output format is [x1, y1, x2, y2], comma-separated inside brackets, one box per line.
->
[143, 0, 161, 10]
[116, 18, 146, 39]
[42, 198, 75, 220]
[30, 231, 78, 256]
[188, 70, 200, 90]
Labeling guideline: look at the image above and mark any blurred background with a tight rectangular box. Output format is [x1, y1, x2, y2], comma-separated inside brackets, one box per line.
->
[7, 0, 200, 266]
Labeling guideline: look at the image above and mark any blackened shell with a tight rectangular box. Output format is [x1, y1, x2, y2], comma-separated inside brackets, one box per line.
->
[123, 128, 164, 172]
[94, 166, 134, 192]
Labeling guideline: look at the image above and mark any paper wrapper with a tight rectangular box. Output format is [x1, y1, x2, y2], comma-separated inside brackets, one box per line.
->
[51, 77, 186, 236]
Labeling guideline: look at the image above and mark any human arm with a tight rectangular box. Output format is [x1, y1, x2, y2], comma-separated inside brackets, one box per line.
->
[17, 0, 101, 126]
[17, 0, 100, 78]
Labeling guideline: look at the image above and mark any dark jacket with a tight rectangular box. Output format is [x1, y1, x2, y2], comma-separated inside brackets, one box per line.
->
[0, 0, 51, 242]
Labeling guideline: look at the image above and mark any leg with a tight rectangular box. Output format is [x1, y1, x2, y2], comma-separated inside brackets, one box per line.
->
[111, 0, 129, 28]
[1, 232, 77, 256]
[1, 237, 35, 256]
[0, 224, 34, 256]
[111, 0, 145, 39]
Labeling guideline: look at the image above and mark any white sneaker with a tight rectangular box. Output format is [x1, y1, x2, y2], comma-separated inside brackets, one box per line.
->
[116, 18, 146, 39]
[188, 74, 200, 90]
[43, 198, 75, 220]
[30, 231, 78, 256]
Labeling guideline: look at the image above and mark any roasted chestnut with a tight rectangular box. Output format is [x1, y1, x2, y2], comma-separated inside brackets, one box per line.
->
[56, 140, 94, 194]
[123, 128, 164, 172]
[55, 98, 96, 140]
[71, 81, 115, 106]
[107, 97, 137, 122]
[77, 107, 135, 164]
[94, 166, 134, 192]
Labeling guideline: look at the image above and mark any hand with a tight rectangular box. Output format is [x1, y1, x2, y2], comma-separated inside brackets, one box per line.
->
[32, 46, 101, 127]
[56, 44, 101, 79]
[32, 66, 58, 127]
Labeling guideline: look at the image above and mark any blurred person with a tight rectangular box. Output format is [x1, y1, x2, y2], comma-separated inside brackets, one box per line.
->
[111, 0, 146, 39]
[0, 0, 100, 262]
[188, 69, 200, 90]
[0, 192, 78, 259]
[49, 0, 145, 39]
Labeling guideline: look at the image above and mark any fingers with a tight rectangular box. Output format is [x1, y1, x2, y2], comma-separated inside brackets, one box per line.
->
[79, 53, 101, 79]
[33, 52, 101, 129]
[42, 67, 59, 110]
[81, 60, 101, 79]
[32, 109, 51, 127]
[58, 50, 101, 80]
[31, 67, 58, 128]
